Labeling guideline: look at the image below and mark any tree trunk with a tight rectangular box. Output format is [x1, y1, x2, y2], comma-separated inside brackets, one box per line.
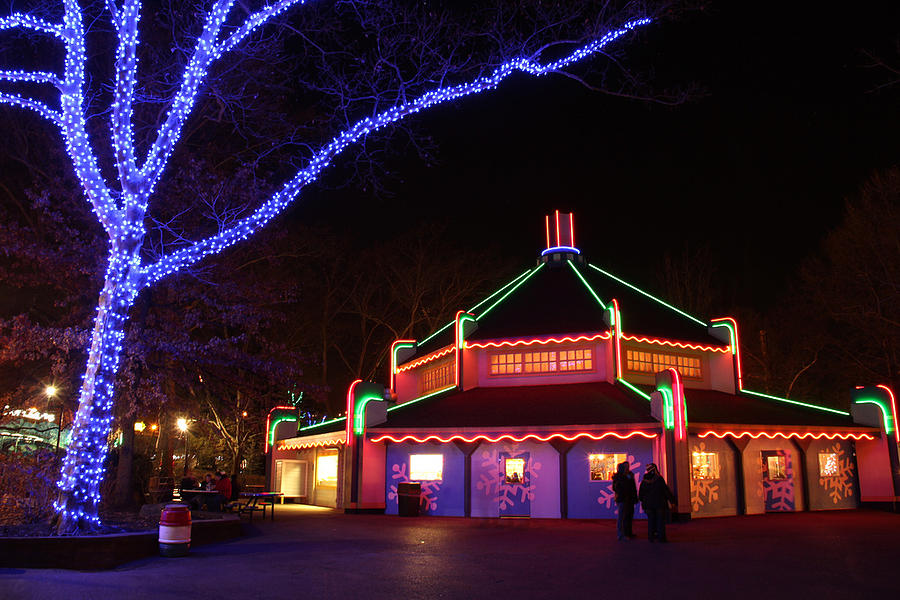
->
[158, 412, 174, 479]
[111, 415, 136, 508]
[55, 251, 142, 533]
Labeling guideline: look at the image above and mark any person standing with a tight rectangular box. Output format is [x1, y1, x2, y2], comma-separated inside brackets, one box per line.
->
[612, 461, 637, 541]
[638, 463, 675, 543]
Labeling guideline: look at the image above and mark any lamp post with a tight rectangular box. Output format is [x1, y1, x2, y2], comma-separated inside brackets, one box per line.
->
[177, 418, 189, 476]
[45, 385, 61, 454]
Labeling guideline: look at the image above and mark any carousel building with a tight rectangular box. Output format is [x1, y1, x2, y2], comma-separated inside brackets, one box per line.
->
[268, 213, 900, 519]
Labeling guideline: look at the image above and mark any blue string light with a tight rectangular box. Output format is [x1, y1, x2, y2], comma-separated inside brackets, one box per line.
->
[1, 1, 650, 529]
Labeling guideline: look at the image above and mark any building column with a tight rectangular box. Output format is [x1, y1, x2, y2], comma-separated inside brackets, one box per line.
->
[549, 440, 575, 519]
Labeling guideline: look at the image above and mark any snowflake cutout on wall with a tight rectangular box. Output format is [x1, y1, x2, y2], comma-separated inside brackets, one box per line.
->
[818, 443, 855, 504]
[597, 454, 642, 514]
[690, 442, 720, 512]
[475, 445, 542, 510]
[388, 462, 441, 512]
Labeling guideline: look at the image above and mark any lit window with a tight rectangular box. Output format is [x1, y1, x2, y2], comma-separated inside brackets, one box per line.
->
[763, 452, 788, 480]
[420, 358, 455, 394]
[504, 458, 526, 484]
[490, 347, 593, 376]
[625, 349, 702, 379]
[315, 452, 338, 487]
[692, 451, 720, 479]
[589, 453, 626, 481]
[818, 453, 839, 477]
[409, 454, 443, 481]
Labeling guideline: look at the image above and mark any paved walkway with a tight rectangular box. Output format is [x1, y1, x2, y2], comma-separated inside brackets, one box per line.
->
[1, 506, 898, 599]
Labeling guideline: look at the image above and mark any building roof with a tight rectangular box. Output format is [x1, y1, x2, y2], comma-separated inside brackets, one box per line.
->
[371, 381, 654, 429]
[685, 388, 855, 428]
[406, 258, 723, 363]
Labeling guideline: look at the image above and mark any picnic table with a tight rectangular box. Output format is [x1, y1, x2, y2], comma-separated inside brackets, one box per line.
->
[179, 489, 224, 510]
[238, 491, 283, 521]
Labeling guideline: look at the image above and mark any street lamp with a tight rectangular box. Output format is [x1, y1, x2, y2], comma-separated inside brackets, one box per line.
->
[177, 418, 189, 476]
[45, 385, 62, 454]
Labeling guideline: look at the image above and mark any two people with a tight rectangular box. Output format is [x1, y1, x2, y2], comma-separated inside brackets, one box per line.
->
[613, 461, 676, 542]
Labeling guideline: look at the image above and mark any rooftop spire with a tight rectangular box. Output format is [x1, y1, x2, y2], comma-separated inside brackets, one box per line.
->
[541, 210, 583, 264]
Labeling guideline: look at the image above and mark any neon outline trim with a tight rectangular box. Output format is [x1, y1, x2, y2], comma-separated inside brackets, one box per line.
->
[612, 299, 623, 378]
[587, 263, 708, 327]
[386, 387, 454, 412]
[455, 311, 476, 388]
[699, 431, 874, 441]
[354, 394, 386, 437]
[617, 378, 652, 401]
[567, 261, 606, 309]
[569, 212, 575, 248]
[396, 346, 453, 372]
[555, 209, 561, 246]
[264, 405, 297, 453]
[542, 246, 581, 256]
[621, 334, 729, 353]
[545, 215, 551, 249]
[298, 416, 345, 433]
[877, 384, 899, 443]
[854, 399, 894, 436]
[741, 389, 850, 416]
[710, 317, 743, 389]
[345, 379, 362, 444]
[477, 263, 545, 321]
[370, 431, 658, 444]
[390, 339, 415, 391]
[416, 268, 533, 348]
[278, 437, 346, 451]
[465, 332, 611, 349]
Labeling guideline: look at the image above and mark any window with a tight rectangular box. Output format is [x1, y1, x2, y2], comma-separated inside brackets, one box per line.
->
[315, 452, 338, 487]
[692, 451, 720, 479]
[818, 453, 839, 477]
[589, 453, 626, 481]
[763, 452, 788, 480]
[409, 454, 443, 481]
[625, 349, 702, 379]
[420, 358, 455, 394]
[489, 347, 593, 376]
[504, 458, 526, 484]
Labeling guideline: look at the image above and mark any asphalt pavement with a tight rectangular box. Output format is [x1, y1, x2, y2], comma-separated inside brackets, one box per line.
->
[1, 505, 898, 599]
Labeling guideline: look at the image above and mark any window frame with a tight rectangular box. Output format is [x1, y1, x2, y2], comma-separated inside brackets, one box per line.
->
[691, 451, 721, 480]
[624, 347, 703, 380]
[409, 454, 444, 482]
[588, 453, 627, 482]
[817, 452, 840, 477]
[488, 345, 595, 378]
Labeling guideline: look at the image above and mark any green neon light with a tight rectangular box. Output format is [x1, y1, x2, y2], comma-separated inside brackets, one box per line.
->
[587, 263, 707, 327]
[710, 320, 736, 346]
[854, 398, 895, 434]
[417, 268, 533, 347]
[742, 389, 850, 416]
[269, 416, 298, 447]
[457, 313, 477, 348]
[392, 341, 416, 373]
[618, 378, 651, 401]
[658, 386, 675, 430]
[567, 260, 607, 310]
[386, 387, 452, 412]
[299, 415, 346, 432]
[478, 263, 545, 321]
[353, 394, 385, 436]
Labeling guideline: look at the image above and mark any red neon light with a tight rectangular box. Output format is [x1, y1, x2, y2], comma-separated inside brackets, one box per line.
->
[346, 379, 362, 444]
[396, 346, 453, 373]
[668, 368, 686, 441]
[555, 209, 561, 247]
[370, 430, 658, 444]
[699, 430, 875, 441]
[264, 405, 297, 453]
[621, 334, 730, 353]
[876, 384, 899, 443]
[569, 212, 575, 248]
[278, 438, 345, 451]
[545, 215, 551, 249]
[612, 299, 623, 379]
[390, 339, 416, 391]
[711, 317, 743, 389]
[465, 332, 611, 349]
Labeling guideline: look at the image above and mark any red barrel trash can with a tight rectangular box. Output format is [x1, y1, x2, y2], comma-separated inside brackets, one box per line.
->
[159, 504, 192, 557]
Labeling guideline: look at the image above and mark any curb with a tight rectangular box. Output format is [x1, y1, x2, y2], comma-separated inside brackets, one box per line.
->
[0, 516, 243, 570]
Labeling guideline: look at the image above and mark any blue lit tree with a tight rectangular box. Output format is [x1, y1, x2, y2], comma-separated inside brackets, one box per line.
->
[0, 1, 657, 531]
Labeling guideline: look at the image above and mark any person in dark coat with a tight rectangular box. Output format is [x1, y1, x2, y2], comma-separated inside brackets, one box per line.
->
[612, 461, 637, 541]
[638, 463, 675, 542]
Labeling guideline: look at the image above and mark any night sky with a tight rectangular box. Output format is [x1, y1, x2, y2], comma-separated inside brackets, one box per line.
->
[293, 2, 900, 313]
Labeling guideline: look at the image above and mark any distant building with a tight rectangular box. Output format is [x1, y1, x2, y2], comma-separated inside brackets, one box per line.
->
[268, 212, 899, 518]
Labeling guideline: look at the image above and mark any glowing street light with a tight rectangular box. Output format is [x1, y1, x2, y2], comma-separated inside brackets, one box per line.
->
[45, 385, 62, 453]
[177, 418, 189, 475]
[176, 418, 188, 432]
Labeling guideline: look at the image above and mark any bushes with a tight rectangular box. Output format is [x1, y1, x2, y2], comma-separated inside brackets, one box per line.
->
[0, 451, 59, 526]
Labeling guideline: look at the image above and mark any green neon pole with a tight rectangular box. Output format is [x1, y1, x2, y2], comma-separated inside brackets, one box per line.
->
[658, 386, 675, 430]
[568, 260, 607, 309]
[854, 398, 895, 434]
[742, 389, 850, 416]
[268, 416, 298, 448]
[587, 263, 707, 327]
[353, 394, 386, 436]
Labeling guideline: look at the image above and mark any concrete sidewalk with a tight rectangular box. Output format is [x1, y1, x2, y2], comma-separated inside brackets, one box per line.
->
[1, 506, 898, 599]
